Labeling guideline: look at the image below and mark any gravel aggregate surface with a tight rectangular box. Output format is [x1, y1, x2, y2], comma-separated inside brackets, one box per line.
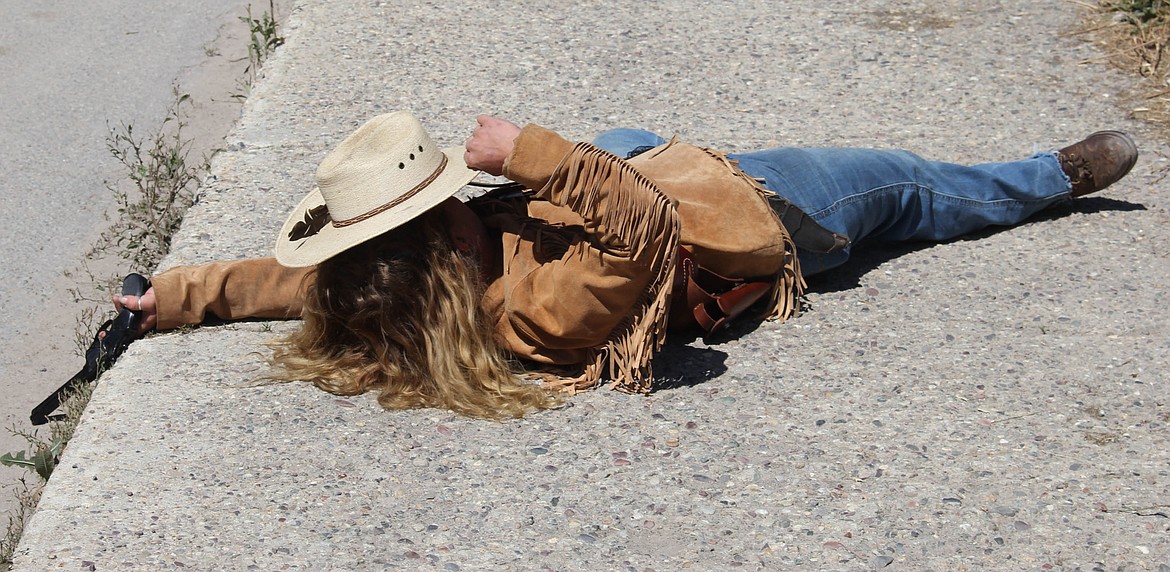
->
[14, 0, 1169, 570]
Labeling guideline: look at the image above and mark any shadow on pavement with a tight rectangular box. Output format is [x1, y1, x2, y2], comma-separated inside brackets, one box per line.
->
[807, 196, 1147, 294]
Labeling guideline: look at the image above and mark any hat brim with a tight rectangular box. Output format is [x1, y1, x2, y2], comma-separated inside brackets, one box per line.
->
[274, 146, 478, 267]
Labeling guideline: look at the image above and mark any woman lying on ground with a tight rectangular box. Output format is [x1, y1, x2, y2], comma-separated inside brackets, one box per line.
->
[115, 111, 1139, 419]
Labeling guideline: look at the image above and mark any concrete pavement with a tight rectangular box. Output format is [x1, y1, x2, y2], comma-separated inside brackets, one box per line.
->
[13, 0, 1170, 569]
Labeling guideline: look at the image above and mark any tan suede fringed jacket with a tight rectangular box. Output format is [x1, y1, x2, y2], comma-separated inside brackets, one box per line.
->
[151, 125, 803, 392]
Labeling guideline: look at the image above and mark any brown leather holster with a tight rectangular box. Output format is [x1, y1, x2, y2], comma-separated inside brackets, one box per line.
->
[669, 246, 773, 335]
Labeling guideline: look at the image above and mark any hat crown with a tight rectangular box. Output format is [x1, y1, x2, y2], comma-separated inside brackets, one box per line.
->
[315, 111, 447, 221]
[276, 110, 477, 268]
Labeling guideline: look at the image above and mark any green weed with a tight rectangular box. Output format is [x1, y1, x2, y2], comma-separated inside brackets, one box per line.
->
[1106, 0, 1168, 23]
[90, 96, 207, 274]
[0, 447, 60, 483]
[240, 0, 285, 89]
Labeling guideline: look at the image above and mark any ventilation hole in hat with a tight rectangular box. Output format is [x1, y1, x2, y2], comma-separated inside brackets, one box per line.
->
[409, 153, 415, 160]
[418, 145, 423, 152]
[398, 162, 405, 169]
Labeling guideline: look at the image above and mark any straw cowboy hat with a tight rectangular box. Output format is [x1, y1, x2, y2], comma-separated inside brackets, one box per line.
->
[275, 111, 478, 267]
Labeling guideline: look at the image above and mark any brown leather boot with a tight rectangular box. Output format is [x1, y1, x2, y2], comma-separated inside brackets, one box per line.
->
[1058, 131, 1138, 197]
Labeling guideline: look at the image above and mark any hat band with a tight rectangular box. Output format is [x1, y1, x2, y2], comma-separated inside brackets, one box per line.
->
[331, 154, 449, 228]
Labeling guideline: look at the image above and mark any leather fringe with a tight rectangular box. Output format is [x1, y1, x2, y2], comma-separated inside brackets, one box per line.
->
[541, 143, 681, 394]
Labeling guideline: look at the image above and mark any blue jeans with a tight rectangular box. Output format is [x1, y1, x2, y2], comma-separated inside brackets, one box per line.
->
[592, 129, 1073, 275]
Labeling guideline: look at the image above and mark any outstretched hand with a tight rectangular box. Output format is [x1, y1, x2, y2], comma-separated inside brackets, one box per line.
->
[113, 287, 157, 335]
[464, 115, 521, 177]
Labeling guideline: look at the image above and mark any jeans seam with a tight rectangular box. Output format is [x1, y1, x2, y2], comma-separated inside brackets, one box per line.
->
[809, 182, 1063, 220]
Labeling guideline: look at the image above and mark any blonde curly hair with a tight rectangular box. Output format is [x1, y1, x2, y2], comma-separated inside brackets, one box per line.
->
[269, 211, 560, 419]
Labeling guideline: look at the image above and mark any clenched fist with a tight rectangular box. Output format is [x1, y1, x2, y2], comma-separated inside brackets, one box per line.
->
[463, 115, 521, 176]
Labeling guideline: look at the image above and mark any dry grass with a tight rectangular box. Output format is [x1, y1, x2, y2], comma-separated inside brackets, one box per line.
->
[0, 479, 39, 570]
[1082, 1, 1170, 129]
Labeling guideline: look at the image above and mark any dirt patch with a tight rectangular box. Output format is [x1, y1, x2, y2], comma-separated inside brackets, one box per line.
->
[864, 9, 959, 32]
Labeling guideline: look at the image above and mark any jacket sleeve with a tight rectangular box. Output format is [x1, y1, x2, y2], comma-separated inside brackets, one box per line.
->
[499, 124, 680, 392]
[150, 257, 313, 330]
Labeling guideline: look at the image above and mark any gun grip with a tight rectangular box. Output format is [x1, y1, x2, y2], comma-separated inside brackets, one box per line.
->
[122, 273, 149, 297]
[115, 273, 150, 334]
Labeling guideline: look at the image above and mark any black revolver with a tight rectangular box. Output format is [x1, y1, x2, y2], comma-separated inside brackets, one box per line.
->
[30, 273, 150, 425]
